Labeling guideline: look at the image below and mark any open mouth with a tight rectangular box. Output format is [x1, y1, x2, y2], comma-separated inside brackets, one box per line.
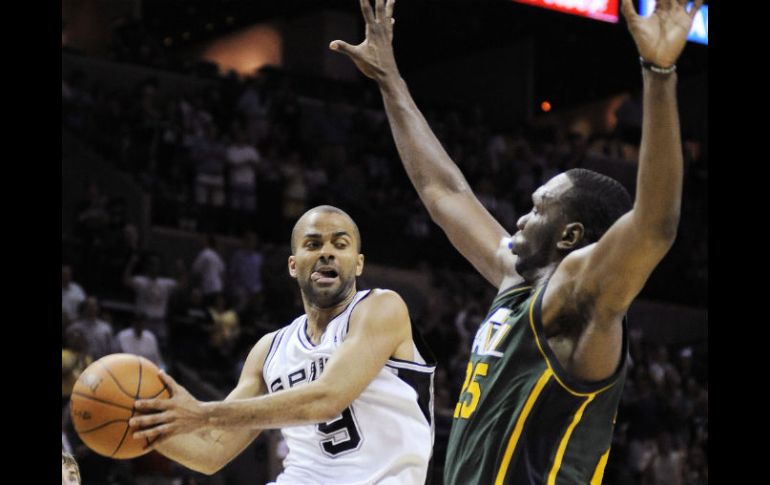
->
[311, 268, 339, 284]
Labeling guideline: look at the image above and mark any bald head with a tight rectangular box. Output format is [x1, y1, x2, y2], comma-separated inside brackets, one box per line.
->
[291, 205, 361, 254]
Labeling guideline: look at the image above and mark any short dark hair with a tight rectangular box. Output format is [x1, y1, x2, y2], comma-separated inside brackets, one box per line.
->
[291, 205, 362, 254]
[561, 168, 632, 244]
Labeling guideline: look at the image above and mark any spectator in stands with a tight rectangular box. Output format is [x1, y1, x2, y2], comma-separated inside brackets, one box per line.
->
[124, 254, 185, 347]
[115, 312, 166, 369]
[68, 297, 115, 360]
[191, 234, 226, 303]
[208, 293, 240, 351]
[62, 327, 93, 407]
[228, 231, 264, 312]
[102, 222, 141, 296]
[226, 123, 261, 214]
[62, 264, 86, 321]
[650, 431, 686, 485]
[192, 122, 227, 210]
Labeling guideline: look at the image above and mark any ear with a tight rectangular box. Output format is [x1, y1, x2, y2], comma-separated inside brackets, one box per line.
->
[557, 222, 585, 250]
[288, 255, 297, 278]
[355, 253, 365, 277]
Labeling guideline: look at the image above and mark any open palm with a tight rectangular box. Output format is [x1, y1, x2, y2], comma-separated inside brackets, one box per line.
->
[622, 0, 703, 68]
[330, 0, 398, 81]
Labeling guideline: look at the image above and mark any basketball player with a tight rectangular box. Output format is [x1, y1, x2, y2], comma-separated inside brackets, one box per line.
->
[130, 205, 435, 484]
[330, 0, 701, 482]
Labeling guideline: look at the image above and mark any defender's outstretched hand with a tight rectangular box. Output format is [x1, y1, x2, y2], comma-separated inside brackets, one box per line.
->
[130, 371, 210, 442]
[622, 0, 703, 68]
[329, 0, 398, 81]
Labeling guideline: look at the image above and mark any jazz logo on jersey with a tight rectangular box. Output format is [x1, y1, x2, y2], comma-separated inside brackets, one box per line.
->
[471, 308, 513, 358]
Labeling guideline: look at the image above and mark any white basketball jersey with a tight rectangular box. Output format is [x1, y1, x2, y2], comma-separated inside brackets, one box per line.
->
[263, 289, 435, 485]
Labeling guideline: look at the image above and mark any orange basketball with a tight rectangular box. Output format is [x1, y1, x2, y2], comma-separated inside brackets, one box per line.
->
[69, 353, 171, 459]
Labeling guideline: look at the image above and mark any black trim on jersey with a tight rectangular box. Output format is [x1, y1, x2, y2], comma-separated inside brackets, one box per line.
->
[386, 319, 437, 425]
[390, 319, 438, 368]
[532, 280, 629, 394]
[299, 316, 315, 350]
[389, 322, 437, 485]
[343, 288, 374, 337]
[263, 328, 287, 370]
[390, 366, 434, 425]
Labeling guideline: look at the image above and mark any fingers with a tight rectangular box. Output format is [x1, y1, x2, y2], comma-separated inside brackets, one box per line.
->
[385, 0, 396, 20]
[375, 0, 385, 21]
[329, 40, 357, 57]
[656, 0, 672, 12]
[133, 423, 174, 441]
[360, 0, 375, 24]
[135, 397, 173, 412]
[157, 370, 177, 395]
[621, 0, 639, 20]
[129, 411, 172, 430]
[688, 0, 704, 19]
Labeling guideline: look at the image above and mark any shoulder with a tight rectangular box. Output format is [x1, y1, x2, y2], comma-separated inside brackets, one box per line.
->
[241, 330, 281, 374]
[356, 288, 407, 312]
[350, 289, 410, 331]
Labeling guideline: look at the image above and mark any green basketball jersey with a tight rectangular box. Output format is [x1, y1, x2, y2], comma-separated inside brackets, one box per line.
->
[444, 282, 627, 485]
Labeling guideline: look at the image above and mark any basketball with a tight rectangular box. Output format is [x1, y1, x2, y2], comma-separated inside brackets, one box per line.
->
[69, 353, 171, 459]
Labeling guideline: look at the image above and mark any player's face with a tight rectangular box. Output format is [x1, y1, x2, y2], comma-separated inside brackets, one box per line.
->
[510, 174, 572, 279]
[289, 212, 364, 309]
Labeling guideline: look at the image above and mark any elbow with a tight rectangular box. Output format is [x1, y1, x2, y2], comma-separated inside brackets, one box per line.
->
[634, 210, 679, 247]
[655, 217, 679, 247]
[316, 398, 347, 423]
[198, 465, 221, 477]
[184, 460, 225, 476]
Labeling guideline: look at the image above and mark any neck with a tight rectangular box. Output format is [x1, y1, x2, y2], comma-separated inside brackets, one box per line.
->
[524, 261, 561, 288]
[302, 289, 357, 343]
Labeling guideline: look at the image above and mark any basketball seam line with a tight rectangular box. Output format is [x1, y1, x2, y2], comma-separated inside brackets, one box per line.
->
[111, 356, 143, 457]
[97, 359, 141, 400]
[77, 419, 131, 435]
[71, 392, 134, 411]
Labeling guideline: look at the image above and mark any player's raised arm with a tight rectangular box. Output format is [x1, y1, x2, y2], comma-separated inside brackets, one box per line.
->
[330, 0, 520, 289]
[555, 0, 703, 319]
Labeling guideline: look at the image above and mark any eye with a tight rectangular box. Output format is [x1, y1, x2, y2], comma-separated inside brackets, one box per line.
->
[305, 241, 320, 249]
[335, 242, 348, 249]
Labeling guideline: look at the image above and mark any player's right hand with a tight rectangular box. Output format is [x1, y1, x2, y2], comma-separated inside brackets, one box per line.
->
[329, 0, 399, 82]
